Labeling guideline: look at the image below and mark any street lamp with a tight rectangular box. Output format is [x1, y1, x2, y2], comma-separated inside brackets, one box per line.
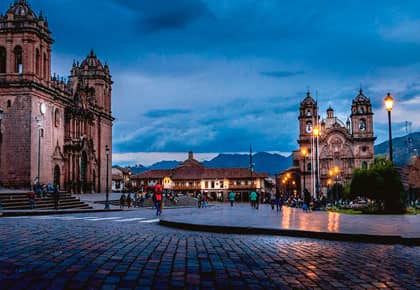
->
[104, 145, 110, 210]
[313, 127, 320, 199]
[301, 148, 308, 196]
[384, 92, 394, 163]
[35, 116, 42, 184]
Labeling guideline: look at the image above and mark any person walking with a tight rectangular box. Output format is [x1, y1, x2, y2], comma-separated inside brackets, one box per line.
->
[275, 190, 282, 211]
[228, 191, 235, 207]
[120, 193, 126, 209]
[303, 189, 311, 213]
[250, 190, 257, 209]
[270, 190, 276, 210]
[53, 184, 59, 210]
[154, 182, 163, 216]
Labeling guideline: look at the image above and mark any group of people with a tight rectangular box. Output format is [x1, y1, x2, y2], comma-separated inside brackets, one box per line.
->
[119, 191, 146, 208]
[29, 178, 60, 209]
[197, 193, 208, 208]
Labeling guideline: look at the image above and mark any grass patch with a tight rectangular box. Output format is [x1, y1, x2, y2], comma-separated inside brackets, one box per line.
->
[328, 208, 363, 215]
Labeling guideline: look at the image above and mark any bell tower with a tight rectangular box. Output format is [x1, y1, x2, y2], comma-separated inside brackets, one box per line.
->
[0, 0, 53, 84]
[351, 89, 374, 139]
[298, 91, 318, 143]
[350, 89, 376, 168]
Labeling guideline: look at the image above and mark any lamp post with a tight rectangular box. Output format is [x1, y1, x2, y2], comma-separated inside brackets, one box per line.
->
[384, 92, 394, 163]
[301, 148, 308, 196]
[104, 145, 110, 210]
[313, 127, 320, 200]
[35, 116, 42, 184]
[327, 179, 332, 200]
[334, 166, 340, 201]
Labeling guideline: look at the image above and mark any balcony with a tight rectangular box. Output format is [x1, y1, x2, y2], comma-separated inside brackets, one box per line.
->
[173, 185, 201, 191]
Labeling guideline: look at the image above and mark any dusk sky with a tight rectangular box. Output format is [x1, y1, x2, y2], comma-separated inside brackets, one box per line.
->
[4, 1, 420, 165]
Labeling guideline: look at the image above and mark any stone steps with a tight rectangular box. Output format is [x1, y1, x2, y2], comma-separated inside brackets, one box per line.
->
[0, 192, 92, 210]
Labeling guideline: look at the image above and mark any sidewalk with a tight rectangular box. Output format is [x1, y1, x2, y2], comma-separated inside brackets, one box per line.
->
[159, 203, 420, 246]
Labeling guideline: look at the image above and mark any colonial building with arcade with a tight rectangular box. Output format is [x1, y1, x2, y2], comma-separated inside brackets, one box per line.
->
[290, 90, 376, 199]
[0, 1, 113, 192]
[131, 152, 270, 201]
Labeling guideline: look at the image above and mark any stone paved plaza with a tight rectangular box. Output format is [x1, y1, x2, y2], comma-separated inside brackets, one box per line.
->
[1, 207, 419, 289]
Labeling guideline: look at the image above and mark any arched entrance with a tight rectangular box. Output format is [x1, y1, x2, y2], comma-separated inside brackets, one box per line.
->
[53, 165, 60, 189]
[81, 151, 87, 193]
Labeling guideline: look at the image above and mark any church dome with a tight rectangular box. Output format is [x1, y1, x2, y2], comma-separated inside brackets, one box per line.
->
[80, 50, 104, 71]
[301, 91, 316, 106]
[7, 0, 37, 20]
[353, 89, 370, 104]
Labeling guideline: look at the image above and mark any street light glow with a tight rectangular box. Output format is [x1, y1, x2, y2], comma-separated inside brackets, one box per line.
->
[384, 92, 394, 112]
[313, 127, 320, 137]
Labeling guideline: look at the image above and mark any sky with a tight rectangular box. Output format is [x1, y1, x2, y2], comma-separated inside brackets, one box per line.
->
[4, 0, 420, 165]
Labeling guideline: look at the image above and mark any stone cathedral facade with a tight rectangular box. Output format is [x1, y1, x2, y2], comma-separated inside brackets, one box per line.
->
[293, 90, 376, 197]
[0, 1, 113, 192]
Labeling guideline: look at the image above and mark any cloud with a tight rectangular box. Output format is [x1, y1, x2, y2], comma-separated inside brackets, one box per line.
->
[261, 70, 304, 78]
[144, 109, 190, 118]
[112, 0, 212, 32]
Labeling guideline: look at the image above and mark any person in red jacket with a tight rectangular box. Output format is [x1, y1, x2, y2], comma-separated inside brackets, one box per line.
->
[154, 182, 163, 216]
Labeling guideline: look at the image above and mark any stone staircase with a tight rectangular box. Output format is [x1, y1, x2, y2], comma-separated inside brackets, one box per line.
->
[0, 192, 92, 210]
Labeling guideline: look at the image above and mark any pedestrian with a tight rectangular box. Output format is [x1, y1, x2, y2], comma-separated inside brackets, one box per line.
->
[27, 191, 35, 209]
[270, 190, 276, 210]
[202, 193, 207, 208]
[303, 189, 311, 213]
[140, 191, 145, 207]
[275, 190, 282, 211]
[53, 184, 59, 210]
[120, 193, 126, 209]
[154, 182, 163, 216]
[228, 191, 235, 207]
[197, 193, 202, 208]
[250, 190, 257, 208]
[127, 193, 132, 208]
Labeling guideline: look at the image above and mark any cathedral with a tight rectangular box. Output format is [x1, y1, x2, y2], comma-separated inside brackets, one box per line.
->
[0, 1, 113, 191]
[293, 90, 376, 198]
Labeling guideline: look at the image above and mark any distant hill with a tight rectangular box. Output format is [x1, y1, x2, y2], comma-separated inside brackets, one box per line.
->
[128, 152, 293, 176]
[374, 132, 420, 165]
[203, 152, 292, 175]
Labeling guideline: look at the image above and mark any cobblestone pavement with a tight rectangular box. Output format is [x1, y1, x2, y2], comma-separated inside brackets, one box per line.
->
[1, 210, 419, 289]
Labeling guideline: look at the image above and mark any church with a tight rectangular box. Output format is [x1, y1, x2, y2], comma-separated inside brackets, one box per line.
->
[292, 90, 376, 198]
[0, 1, 113, 192]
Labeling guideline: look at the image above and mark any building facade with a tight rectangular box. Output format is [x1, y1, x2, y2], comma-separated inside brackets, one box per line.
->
[293, 90, 376, 198]
[0, 1, 113, 191]
[131, 152, 270, 201]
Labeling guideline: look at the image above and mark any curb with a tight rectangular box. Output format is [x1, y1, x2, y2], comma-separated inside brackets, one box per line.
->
[0, 209, 123, 217]
[159, 220, 420, 247]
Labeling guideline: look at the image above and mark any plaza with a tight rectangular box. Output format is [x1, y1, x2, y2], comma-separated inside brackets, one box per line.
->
[1, 200, 419, 289]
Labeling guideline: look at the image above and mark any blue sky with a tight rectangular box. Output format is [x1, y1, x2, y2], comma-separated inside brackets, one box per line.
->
[5, 1, 420, 165]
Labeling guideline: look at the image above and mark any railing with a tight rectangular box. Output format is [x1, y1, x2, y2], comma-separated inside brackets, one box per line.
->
[173, 185, 201, 191]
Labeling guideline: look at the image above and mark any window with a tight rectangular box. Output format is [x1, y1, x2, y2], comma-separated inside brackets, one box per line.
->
[305, 121, 313, 133]
[54, 108, 60, 127]
[0, 47, 5, 73]
[211, 181, 215, 188]
[359, 119, 366, 131]
[205, 181, 208, 188]
[35, 48, 40, 76]
[43, 53, 47, 79]
[14, 46, 23, 73]
[7, 100, 11, 108]
[362, 161, 368, 170]
[307, 162, 312, 172]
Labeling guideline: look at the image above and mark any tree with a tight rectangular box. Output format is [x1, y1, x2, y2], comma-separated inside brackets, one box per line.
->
[350, 159, 405, 213]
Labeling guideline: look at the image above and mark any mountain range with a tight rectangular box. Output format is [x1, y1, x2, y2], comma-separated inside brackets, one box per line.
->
[123, 131, 420, 176]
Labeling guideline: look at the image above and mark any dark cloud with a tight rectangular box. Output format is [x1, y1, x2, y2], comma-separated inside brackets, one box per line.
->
[144, 109, 190, 118]
[112, 0, 212, 32]
[261, 71, 304, 78]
